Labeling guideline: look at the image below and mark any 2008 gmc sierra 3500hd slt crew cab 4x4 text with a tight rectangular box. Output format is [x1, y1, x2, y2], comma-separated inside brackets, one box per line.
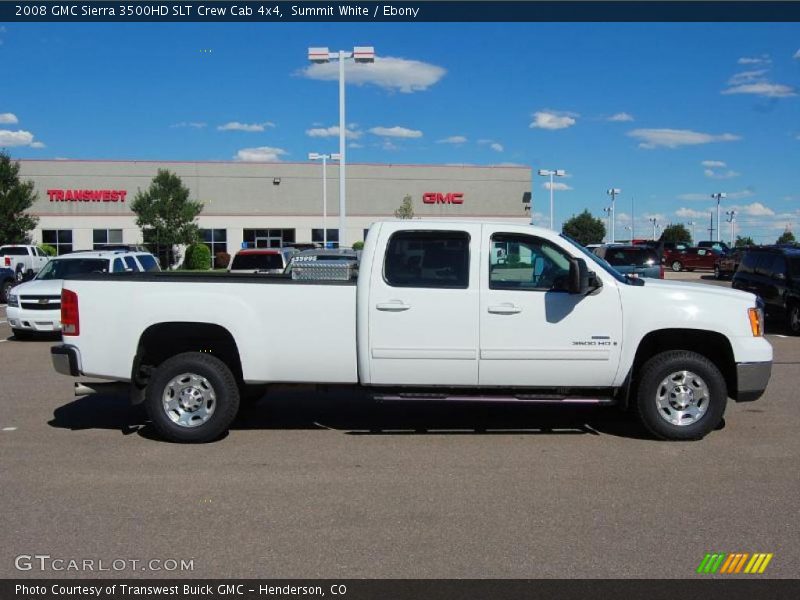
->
[50, 221, 772, 443]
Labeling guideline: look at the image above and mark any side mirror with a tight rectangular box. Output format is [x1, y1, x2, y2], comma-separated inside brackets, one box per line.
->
[568, 257, 590, 294]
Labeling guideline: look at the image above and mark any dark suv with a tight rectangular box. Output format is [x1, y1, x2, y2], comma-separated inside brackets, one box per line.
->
[732, 247, 800, 334]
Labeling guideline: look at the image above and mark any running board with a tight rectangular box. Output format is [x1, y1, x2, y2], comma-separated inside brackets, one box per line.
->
[373, 392, 614, 405]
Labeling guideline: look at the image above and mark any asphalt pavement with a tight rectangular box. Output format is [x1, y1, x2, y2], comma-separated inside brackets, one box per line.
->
[0, 274, 798, 579]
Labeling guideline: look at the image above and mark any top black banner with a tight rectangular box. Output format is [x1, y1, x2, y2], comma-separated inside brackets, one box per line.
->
[2, 1, 800, 22]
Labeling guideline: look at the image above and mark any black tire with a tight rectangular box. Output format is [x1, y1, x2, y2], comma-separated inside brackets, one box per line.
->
[145, 352, 240, 443]
[786, 303, 800, 336]
[671, 261, 682, 272]
[635, 350, 727, 441]
[14, 266, 24, 282]
[1, 279, 13, 303]
[12, 329, 33, 340]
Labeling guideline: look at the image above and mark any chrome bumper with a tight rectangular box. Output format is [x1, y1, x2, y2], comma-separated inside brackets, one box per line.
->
[51, 345, 81, 377]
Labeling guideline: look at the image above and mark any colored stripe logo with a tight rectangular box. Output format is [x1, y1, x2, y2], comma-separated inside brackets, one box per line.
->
[697, 553, 773, 574]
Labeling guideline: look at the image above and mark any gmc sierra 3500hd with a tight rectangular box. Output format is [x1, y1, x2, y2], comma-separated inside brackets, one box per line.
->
[51, 221, 772, 443]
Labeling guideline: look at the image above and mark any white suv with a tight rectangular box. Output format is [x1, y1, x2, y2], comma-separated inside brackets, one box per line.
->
[6, 250, 159, 338]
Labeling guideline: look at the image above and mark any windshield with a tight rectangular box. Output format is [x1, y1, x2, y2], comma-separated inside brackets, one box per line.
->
[230, 253, 284, 270]
[36, 258, 109, 280]
[603, 248, 659, 267]
[559, 234, 629, 284]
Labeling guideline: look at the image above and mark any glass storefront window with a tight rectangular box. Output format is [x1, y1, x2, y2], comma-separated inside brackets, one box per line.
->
[42, 229, 73, 255]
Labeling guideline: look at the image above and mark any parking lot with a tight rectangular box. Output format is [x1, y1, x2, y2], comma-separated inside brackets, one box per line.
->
[1, 271, 798, 579]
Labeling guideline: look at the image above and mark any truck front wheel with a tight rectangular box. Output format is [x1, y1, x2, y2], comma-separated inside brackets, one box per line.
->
[145, 352, 240, 443]
[635, 350, 727, 440]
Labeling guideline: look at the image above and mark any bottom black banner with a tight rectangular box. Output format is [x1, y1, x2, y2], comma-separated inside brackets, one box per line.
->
[3, 580, 800, 600]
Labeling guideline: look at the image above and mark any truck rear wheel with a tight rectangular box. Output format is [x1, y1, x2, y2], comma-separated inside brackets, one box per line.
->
[635, 350, 727, 440]
[145, 352, 240, 443]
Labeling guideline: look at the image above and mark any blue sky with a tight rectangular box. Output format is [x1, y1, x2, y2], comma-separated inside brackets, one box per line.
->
[1, 22, 798, 242]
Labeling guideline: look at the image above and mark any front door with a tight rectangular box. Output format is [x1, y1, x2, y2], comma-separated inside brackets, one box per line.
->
[368, 226, 480, 386]
[479, 228, 623, 388]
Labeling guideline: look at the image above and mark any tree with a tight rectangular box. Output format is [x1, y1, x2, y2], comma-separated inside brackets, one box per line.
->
[352, 240, 364, 251]
[660, 223, 691, 244]
[735, 235, 755, 247]
[0, 151, 39, 244]
[131, 169, 202, 268]
[562, 210, 605, 246]
[776, 230, 796, 245]
[394, 194, 415, 219]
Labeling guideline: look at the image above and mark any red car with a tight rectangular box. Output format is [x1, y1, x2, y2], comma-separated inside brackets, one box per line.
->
[667, 247, 722, 272]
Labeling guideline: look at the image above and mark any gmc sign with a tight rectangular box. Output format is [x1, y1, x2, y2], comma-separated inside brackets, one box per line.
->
[423, 192, 463, 205]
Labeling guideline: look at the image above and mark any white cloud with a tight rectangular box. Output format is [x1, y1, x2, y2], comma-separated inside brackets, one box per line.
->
[381, 140, 399, 151]
[218, 121, 275, 132]
[733, 202, 774, 216]
[737, 55, 771, 65]
[492, 162, 527, 167]
[676, 208, 707, 219]
[704, 168, 740, 179]
[348, 142, 364, 149]
[722, 82, 796, 98]
[301, 56, 446, 93]
[628, 128, 741, 149]
[436, 135, 467, 144]
[607, 112, 634, 122]
[677, 189, 754, 201]
[29, 141, 45, 149]
[0, 113, 18, 124]
[542, 182, 573, 191]
[0, 129, 35, 147]
[701, 160, 727, 168]
[305, 125, 360, 139]
[234, 146, 287, 162]
[728, 189, 755, 200]
[795, 49, 800, 59]
[727, 69, 769, 85]
[171, 121, 207, 129]
[529, 110, 578, 130]
[490, 142, 504, 152]
[368, 126, 423, 138]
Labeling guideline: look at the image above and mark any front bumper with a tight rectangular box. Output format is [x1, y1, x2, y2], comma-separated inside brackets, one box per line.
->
[734, 361, 772, 402]
[51, 345, 81, 376]
[7, 306, 61, 332]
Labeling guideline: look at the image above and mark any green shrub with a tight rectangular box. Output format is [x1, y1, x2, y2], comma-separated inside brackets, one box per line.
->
[352, 241, 364, 251]
[38, 244, 57, 256]
[183, 243, 211, 270]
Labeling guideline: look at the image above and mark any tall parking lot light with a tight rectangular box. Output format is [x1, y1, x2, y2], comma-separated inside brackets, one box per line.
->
[607, 188, 621, 242]
[538, 169, 566, 230]
[726, 210, 737, 247]
[687, 221, 696, 243]
[308, 46, 375, 247]
[711, 192, 727, 242]
[308, 152, 341, 247]
[603, 207, 612, 242]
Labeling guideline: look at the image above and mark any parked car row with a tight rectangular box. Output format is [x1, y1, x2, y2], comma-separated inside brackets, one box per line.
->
[0, 244, 49, 281]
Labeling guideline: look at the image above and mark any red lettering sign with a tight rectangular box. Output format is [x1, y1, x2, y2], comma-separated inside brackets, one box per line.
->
[47, 189, 127, 203]
[422, 192, 464, 204]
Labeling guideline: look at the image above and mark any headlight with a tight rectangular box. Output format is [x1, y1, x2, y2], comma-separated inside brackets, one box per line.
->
[7, 293, 19, 307]
[748, 307, 764, 337]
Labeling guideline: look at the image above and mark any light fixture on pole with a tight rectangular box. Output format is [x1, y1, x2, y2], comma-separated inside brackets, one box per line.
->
[624, 225, 632, 242]
[603, 207, 612, 242]
[308, 46, 375, 248]
[607, 188, 621, 243]
[537, 169, 566, 230]
[687, 221, 696, 244]
[711, 192, 727, 242]
[649, 217, 658, 240]
[308, 152, 341, 248]
[725, 210, 737, 247]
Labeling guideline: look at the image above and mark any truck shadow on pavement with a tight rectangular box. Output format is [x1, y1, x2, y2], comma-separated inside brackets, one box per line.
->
[48, 389, 655, 441]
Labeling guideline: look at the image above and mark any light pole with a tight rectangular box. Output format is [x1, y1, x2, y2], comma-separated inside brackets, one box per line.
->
[603, 207, 612, 242]
[726, 210, 737, 247]
[625, 225, 632, 242]
[308, 152, 341, 247]
[607, 188, 621, 243]
[649, 217, 658, 240]
[308, 46, 375, 248]
[711, 192, 727, 242]
[687, 221, 696, 244]
[537, 169, 566, 229]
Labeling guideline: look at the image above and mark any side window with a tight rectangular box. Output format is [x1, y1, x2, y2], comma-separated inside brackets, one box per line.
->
[384, 230, 470, 289]
[112, 258, 125, 273]
[770, 255, 787, 278]
[490, 233, 570, 291]
[754, 254, 776, 276]
[739, 252, 758, 274]
[123, 256, 141, 272]
[136, 255, 160, 272]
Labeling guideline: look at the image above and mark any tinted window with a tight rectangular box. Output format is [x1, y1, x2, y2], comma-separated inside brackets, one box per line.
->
[384, 231, 470, 289]
[123, 256, 141, 272]
[112, 258, 125, 273]
[739, 251, 761, 275]
[603, 248, 658, 267]
[230, 253, 285, 270]
[36, 259, 110, 280]
[0, 247, 29, 256]
[490, 233, 570, 291]
[136, 255, 159, 272]
[768, 255, 787, 278]
[788, 258, 800, 279]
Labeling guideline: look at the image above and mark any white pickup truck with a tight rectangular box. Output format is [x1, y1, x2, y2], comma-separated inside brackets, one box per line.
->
[0, 245, 50, 281]
[51, 221, 772, 443]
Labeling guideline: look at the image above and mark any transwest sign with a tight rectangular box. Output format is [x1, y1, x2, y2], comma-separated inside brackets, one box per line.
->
[423, 192, 464, 205]
[47, 189, 128, 203]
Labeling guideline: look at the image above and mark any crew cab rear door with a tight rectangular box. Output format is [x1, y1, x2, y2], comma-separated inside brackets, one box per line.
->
[478, 226, 623, 387]
[367, 224, 480, 385]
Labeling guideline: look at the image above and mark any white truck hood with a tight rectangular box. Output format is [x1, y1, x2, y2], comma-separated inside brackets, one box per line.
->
[641, 278, 757, 305]
[13, 278, 64, 297]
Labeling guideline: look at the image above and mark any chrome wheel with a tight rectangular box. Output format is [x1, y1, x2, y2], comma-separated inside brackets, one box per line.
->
[655, 370, 710, 427]
[162, 372, 217, 428]
[789, 305, 800, 333]
[671, 261, 682, 272]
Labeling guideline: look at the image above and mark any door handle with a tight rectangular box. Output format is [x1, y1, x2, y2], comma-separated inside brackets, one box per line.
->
[376, 300, 411, 312]
[488, 303, 522, 315]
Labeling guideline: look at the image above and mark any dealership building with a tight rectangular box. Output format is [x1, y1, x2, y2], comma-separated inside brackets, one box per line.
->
[18, 160, 533, 255]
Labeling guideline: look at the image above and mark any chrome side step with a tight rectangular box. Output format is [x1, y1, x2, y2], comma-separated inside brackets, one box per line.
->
[373, 392, 614, 405]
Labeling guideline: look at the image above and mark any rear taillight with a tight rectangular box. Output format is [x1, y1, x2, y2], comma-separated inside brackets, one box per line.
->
[660, 264, 665, 279]
[61, 289, 80, 336]
[3, 257, 9, 267]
